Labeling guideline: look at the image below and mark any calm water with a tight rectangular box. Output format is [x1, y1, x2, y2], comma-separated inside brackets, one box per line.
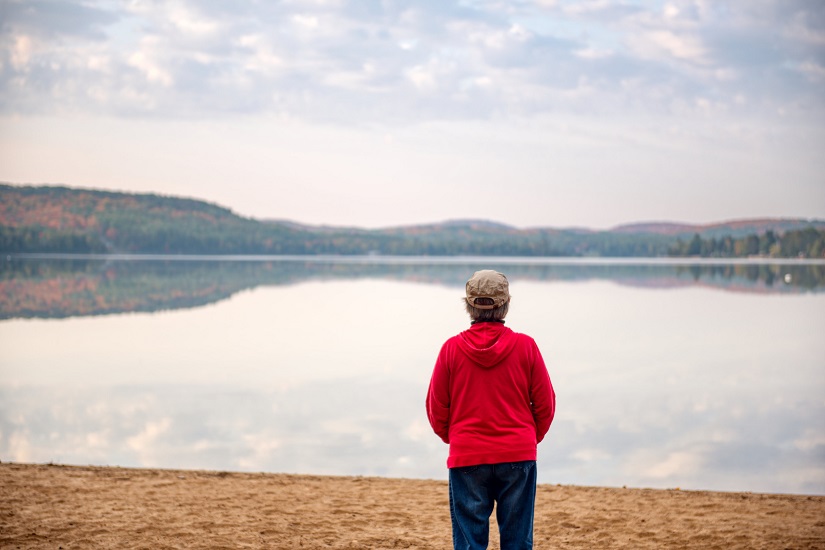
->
[1, 256, 824, 494]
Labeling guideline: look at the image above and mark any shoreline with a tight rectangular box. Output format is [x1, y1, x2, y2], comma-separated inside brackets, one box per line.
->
[2, 462, 824, 549]
[8, 252, 825, 265]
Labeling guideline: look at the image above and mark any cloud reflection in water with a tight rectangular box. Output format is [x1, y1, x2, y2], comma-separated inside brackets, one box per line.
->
[1, 259, 823, 494]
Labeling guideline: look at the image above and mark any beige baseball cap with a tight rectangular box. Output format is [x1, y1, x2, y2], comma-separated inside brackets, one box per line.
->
[465, 270, 510, 310]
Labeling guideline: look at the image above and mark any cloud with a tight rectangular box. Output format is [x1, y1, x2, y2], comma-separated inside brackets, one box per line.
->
[292, 13, 319, 29]
[644, 450, 704, 479]
[796, 60, 825, 82]
[128, 37, 174, 86]
[9, 35, 32, 70]
[127, 417, 172, 452]
[5, 429, 33, 462]
[0, 0, 821, 123]
[0, 0, 118, 40]
[628, 30, 709, 64]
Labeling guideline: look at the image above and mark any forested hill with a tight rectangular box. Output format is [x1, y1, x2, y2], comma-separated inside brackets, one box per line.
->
[1, 184, 824, 257]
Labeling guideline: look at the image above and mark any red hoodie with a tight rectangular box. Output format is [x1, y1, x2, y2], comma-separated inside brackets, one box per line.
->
[426, 322, 556, 468]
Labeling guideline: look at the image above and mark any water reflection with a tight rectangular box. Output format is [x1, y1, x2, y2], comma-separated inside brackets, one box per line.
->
[1, 259, 823, 495]
[0, 381, 437, 478]
[2, 256, 824, 319]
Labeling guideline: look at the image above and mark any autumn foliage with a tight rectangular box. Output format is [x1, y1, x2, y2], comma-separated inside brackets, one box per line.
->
[2, 184, 823, 257]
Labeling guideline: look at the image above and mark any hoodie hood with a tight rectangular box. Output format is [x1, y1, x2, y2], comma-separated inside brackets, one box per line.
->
[456, 322, 519, 368]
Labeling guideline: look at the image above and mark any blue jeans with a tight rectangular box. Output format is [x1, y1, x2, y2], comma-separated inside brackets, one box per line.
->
[448, 460, 537, 550]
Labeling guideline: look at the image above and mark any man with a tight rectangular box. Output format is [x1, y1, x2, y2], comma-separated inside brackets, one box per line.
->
[426, 270, 556, 550]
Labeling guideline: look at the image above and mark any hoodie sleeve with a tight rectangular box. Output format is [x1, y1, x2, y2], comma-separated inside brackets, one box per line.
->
[529, 339, 556, 443]
[426, 342, 451, 444]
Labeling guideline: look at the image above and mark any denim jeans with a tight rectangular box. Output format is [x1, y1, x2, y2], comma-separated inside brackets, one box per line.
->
[448, 460, 537, 550]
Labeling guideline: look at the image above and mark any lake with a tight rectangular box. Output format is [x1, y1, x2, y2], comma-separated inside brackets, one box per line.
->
[1, 255, 823, 495]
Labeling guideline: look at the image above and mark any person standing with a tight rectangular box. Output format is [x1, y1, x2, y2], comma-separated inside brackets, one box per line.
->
[426, 270, 556, 550]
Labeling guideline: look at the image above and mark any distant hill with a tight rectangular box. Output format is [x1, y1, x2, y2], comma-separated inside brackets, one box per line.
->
[1, 183, 823, 257]
[611, 222, 701, 235]
[0, 184, 307, 254]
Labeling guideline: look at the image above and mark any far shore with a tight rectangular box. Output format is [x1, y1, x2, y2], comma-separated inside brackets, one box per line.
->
[7, 251, 825, 264]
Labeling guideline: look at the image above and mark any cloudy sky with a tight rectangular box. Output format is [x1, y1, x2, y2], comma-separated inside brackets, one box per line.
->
[1, 0, 823, 228]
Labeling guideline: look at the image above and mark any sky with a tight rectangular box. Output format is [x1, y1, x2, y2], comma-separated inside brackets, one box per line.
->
[0, 0, 823, 229]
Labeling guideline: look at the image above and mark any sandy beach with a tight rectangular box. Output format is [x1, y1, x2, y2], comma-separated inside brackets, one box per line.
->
[1, 462, 823, 549]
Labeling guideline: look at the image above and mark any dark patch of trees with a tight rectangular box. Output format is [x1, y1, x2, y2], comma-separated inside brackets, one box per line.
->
[668, 228, 825, 259]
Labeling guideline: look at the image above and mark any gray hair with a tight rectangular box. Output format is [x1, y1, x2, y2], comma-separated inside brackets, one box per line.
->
[464, 296, 509, 322]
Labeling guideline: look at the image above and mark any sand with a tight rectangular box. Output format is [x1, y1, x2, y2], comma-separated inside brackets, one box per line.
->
[1, 462, 823, 549]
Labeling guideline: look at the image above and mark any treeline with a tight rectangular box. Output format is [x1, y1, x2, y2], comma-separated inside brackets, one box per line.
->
[668, 228, 825, 259]
[2, 185, 824, 257]
[0, 221, 675, 256]
[0, 185, 675, 256]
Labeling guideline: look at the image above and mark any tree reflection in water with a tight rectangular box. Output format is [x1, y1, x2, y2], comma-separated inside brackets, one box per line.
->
[2, 256, 824, 319]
